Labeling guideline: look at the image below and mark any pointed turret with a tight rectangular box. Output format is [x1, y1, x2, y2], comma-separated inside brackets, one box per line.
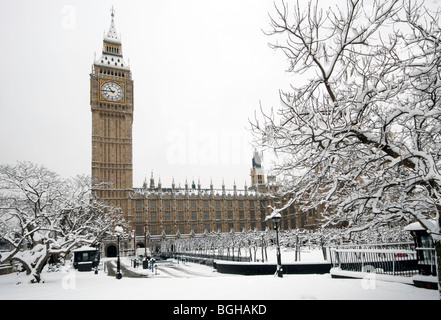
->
[149, 171, 155, 189]
[158, 177, 162, 191]
[104, 7, 121, 44]
[95, 7, 129, 70]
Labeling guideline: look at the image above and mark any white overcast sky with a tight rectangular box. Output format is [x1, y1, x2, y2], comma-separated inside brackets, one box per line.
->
[0, 0, 297, 189]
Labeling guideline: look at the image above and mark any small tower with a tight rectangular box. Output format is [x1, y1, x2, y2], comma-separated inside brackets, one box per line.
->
[250, 150, 266, 193]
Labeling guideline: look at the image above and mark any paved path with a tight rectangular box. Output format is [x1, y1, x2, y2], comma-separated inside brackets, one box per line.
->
[105, 260, 149, 278]
[155, 262, 223, 278]
[104, 259, 218, 278]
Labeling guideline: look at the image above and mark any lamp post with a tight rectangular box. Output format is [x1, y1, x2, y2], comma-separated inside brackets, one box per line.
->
[272, 214, 283, 278]
[94, 242, 100, 275]
[115, 225, 123, 280]
[144, 224, 147, 259]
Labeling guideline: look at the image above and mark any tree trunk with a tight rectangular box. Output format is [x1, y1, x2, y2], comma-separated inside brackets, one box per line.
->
[12, 253, 50, 283]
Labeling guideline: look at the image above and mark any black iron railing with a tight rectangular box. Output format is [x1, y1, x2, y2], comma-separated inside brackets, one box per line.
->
[330, 248, 419, 277]
[330, 241, 438, 278]
[163, 251, 251, 263]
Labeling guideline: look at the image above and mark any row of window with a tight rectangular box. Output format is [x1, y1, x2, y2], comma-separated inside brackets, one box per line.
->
[105, 46, 120, 55]
[136, 199, 261, 209]
[98, 68, 126, 77]
[136, 210, 262, 222]
[137, 222, 260, 236]
[133, 211, 318, 235]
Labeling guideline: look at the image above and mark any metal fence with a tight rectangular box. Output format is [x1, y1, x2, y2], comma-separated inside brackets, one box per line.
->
[416, 247, 437, 276]
[163, 251, 251, 263]
[330, 248, 419, 277]
[330, 240, 438, 278]
[332, 242, 415, 251]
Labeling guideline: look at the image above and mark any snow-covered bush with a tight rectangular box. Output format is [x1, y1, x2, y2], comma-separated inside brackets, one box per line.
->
[0, 162, 126, 283]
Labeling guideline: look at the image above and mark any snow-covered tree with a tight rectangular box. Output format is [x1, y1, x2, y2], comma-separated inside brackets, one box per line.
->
[251, 0, 441, 295]
[0, 162, 126, 283]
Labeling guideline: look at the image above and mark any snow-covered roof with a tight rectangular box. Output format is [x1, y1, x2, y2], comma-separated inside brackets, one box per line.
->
[404, 219, 437, 232]
[95, 53, 129, 70]
[73, 246, 97, 252]
[104, 8, 121, 45]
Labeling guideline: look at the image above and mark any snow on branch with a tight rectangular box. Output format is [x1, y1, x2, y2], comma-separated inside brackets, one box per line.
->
[0, 162, 126, 283]
[252, 0, 441, 241]
[265, 198, 295, 221]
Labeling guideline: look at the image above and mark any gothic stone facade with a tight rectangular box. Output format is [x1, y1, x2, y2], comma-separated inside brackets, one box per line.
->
[130, 177, 276, 238]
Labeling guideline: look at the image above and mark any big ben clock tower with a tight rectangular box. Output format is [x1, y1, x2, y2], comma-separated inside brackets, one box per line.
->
[90, 8, 134, 222]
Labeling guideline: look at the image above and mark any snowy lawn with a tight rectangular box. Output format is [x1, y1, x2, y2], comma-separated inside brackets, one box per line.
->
[0, 257, 437, 300]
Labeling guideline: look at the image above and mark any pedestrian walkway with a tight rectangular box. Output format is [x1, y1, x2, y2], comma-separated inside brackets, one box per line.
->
[105, 260, 149, 278]
[155, 263, 217, 278]
[104, 258, 223, 278]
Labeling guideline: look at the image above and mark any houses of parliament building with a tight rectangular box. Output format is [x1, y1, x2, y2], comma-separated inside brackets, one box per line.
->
[90, 10, 318, 247]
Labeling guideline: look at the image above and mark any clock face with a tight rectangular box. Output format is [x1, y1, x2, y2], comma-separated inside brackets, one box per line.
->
[101, 81, 123, 101]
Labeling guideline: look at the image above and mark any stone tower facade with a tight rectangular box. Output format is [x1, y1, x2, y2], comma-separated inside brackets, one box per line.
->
[90, 9, 134, 222]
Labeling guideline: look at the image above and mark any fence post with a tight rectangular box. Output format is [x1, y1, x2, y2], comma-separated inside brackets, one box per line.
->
[336, 250, 341, 268]
[392, 253, 396, 276]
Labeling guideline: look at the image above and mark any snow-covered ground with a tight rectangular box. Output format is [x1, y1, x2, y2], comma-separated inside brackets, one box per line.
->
[0, 249, 437, 300]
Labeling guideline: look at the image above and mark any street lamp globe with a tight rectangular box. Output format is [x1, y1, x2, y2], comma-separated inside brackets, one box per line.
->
[272, 214, 282, 226]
